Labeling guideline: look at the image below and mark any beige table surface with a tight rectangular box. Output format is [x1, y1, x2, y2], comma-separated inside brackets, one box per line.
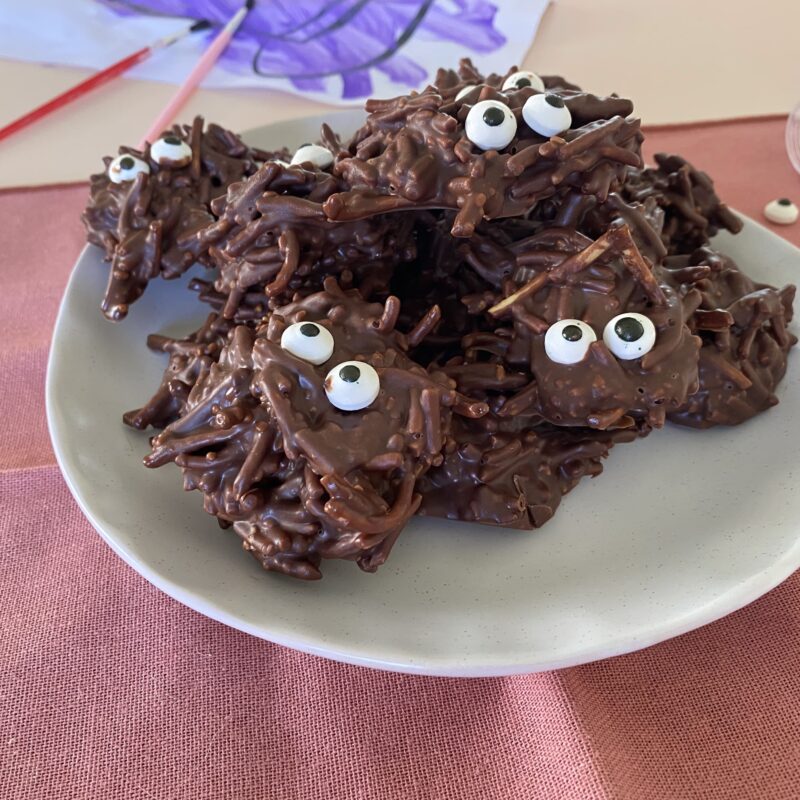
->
[1, 0, 798, 188]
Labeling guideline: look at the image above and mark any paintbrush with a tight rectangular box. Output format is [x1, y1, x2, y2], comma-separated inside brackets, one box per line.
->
[0, 19, 211, 144]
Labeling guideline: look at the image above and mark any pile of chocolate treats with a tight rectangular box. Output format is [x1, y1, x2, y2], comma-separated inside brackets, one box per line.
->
[82, 59, 796, 580]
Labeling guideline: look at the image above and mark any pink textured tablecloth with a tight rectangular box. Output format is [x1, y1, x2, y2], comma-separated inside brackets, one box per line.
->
[3, 116, 800, 800]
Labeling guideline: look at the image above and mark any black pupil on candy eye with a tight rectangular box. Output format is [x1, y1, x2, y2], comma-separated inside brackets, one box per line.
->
[545, 94, 565, 108]
[482, 106, 506, 127]
[300, 323, 319, 337]
[562, 324, 583, 342]
[339, 365, 361, 382]
[615, 317, 644, 342]
[778, 198, 792, 206]
[164, 136, 181, 145]
[120, 156, 135, 170]
[299, 143, 311, 148]
[516, 77, 531, 88]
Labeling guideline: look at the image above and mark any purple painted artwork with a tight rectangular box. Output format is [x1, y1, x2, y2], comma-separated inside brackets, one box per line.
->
[102, 0, 507, 98]
[0, 1, 549, 104]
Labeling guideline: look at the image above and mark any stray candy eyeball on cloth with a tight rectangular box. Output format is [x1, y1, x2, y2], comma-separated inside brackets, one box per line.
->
[764, 198, 798, 225]
[523, 93, 572, 137]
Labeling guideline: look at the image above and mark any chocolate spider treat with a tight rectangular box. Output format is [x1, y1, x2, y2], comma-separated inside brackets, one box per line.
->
[623, 153, 743, 254]
[418, 415, 637, 529]
[142, 281, 488, 580]
[194, 161, 418, 322]
[324, 77, 641, 237]
[123, 312, 233, 431]
[451, 221, 701, 430]
[82, 117, 271, 320]
[663, 247, 796, 427]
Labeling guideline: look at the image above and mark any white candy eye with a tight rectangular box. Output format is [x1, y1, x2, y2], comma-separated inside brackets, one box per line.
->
[465, 100, 517, 151]
[455, 85, 477, 102]
[151, 135, 193, 167]
[522, 93, 572, 138]
[290, 144, 334, 169]
[261, 159, 290, 168]
[603, 313, 656, 360]
[280, 321, 335, 365]
[324, 361, 380, 411]
[764, 198, 798, 225]
[107, 154, 149, 184]
[502, 70, 545, 92]
[544, 319, 597, 365]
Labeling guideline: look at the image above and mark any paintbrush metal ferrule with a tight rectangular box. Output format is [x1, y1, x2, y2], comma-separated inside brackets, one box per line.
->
[153, 19, 211, 51]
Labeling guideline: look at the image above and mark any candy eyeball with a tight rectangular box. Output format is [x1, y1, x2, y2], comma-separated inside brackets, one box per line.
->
[280, 321, 335, 365]
[544, 319, 597, 365]
[603, 313, 656, 360]
[290, 143, 334, 170]
[261, 158, 290, 168]
[502, 70, 545, 93]
[522, 93, 572, 138]
[455, 85, 477, 102]
[764, 198, 798, 225]
[150, 135, 193, 167]
[324, 361, 380, 411]
[107, 154, 150, 184]
[465, 100, 518, 151]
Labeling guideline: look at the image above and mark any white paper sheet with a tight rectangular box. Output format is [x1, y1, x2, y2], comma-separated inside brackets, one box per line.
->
[0, 0, 550, 104]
